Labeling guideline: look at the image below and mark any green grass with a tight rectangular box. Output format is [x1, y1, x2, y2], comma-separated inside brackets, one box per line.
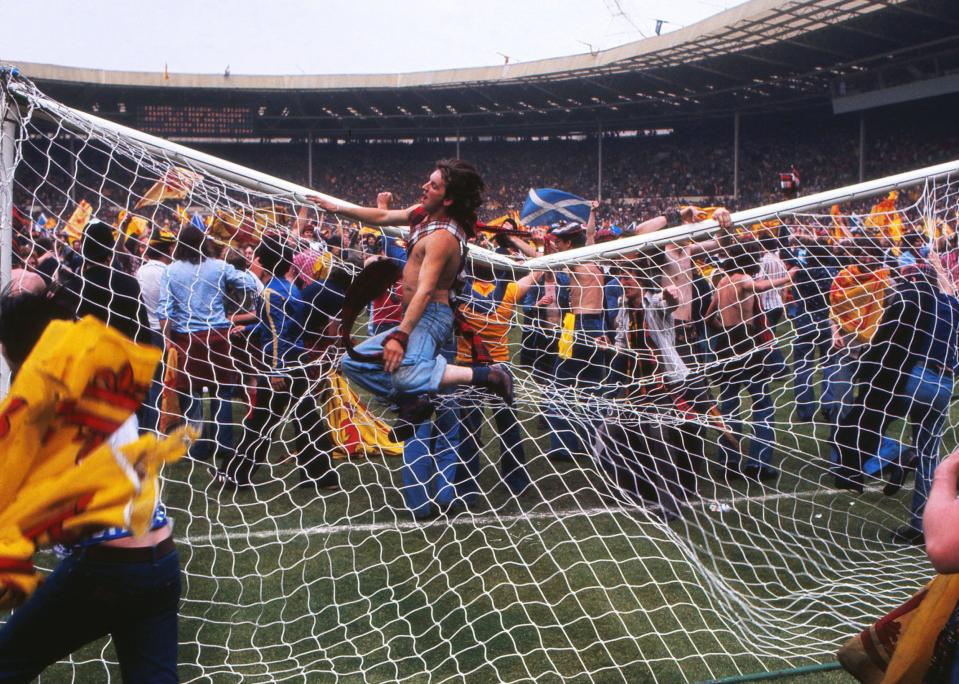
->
[33, 320, 946, 683]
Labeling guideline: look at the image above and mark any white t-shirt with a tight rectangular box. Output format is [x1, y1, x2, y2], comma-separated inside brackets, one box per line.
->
[136, 259, 168, 331]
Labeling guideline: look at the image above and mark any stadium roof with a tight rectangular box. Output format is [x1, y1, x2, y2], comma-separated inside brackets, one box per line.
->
[7, 0, 959, 139]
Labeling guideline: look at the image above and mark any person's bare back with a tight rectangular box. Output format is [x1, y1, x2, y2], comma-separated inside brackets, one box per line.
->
[715, 273, 758, 328]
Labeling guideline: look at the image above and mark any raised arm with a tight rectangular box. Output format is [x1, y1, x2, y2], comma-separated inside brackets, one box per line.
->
[514, 270, 546, 301]
[307, 195, 417, 227]
[585, 200, 599, 246]
[508, 234, 539, 259]
[749, 267, 796, 294]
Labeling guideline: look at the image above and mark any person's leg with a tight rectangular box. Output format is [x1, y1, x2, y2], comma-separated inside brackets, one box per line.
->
[455, 394, 483, 505]
[0, 554, 113, 682]
[220, 376, 273, 486]
[402, 419, 436, 519]
[211, 382, 235, 461]
[718, 381, 744, 470]
[109, 550, 182, 684]
[547, 356, 586, 458]
[746, 379, 776, 470]
[181, 389, 210, 460]
[495, 403, 530, 495]
[825, 349, 855, 429]
[431, 396, 461, 508]
[291, 371, 336, 486]
[138, 331, 166, 435]
[906, 368, 953, 532]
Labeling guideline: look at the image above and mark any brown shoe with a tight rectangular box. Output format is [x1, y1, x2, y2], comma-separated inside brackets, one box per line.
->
[388, 395, 435, 442]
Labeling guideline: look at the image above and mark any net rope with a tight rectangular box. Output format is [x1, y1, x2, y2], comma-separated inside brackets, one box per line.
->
[2, 73, 957, 682]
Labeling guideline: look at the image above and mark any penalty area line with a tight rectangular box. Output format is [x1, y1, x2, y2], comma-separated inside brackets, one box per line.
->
[182, 483, 863, 545]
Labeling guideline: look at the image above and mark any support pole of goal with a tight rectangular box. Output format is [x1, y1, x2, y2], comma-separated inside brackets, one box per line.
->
[0, 112, 16, 396]
[733, 111, 740, 199]
[307, 131, 313, 188]
[597, 120, 603, 203]
[859, 112, 866, 183]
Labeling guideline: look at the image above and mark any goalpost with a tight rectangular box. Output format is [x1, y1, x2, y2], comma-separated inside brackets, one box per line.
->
[2, 69, 958, 682]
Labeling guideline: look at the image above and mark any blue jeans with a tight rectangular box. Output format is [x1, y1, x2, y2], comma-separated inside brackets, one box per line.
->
[136, 330, 165, 435]
[395, 334, 460, 518]
[455, 388, 529, 501]
[402, 396, 461, 517]
[182, 383, 235, 460]
[901, 363, 953, 530]
[547, 314, 609, 457]
[824, 347, 857, 426]
[341, 302, 453, 400]
[718, 376, 775, 469]
[790, 310, 831, 420]
[0, 544, 180, 683]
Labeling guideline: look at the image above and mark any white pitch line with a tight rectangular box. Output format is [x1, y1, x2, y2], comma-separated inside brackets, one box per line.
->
[182, 483, 866, 545]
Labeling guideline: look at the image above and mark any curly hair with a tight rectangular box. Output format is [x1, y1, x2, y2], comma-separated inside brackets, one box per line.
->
[436, 159, 485, 235]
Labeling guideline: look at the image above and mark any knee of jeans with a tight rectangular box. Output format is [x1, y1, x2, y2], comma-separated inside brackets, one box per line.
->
[392, 365, 429, 395]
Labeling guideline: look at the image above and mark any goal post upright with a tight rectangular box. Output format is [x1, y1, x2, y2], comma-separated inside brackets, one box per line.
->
[0, 72, 19, 396]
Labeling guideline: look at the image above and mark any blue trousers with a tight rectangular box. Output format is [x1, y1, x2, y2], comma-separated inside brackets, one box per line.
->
[182, 382, 234, 460]
[340, 302, 453, 399]
[718, 376, 775, 469]
[402, 397, 461, 518]
[455, 389, 530, 502]
[790, 309, 832, 420]
[547, 315, 609, 457]
[901, 364, 953, 530]
[136, 330, 165, 435]
[0, 545, 180, 683]
[341, 305, 458, 517]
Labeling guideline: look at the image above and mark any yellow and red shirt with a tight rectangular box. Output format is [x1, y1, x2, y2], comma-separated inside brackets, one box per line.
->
[455, 279, 521, 364]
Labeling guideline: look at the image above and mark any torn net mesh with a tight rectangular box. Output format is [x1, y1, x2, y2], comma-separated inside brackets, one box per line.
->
[3, 75, 957, 683]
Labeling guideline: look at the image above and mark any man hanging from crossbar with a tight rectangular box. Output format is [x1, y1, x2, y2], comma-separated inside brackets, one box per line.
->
[308, 159, 513, 446]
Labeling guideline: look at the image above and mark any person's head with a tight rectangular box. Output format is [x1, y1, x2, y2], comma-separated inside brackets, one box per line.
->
[173, 225, 206, 264]
[422, 159, 485, 233]
[616, 267, 644, 304]
[0, 286, 71, 373]
[254, 233, 293, 279]
[501, 217, 518, 231]
[145, 230, 175, 262]
[243, 244, 255, 262]
[81, 220, 115, 265]
[721, 240, 759, 275]
[841, 236, 884, 270]
[549, 223, 586, 251]
[301, 224, 316, 241]
[467, 260, 496, 282]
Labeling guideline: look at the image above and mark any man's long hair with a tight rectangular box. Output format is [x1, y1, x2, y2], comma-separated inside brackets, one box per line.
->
[436, 159, 485, 236]
[173, 225, 206, 264]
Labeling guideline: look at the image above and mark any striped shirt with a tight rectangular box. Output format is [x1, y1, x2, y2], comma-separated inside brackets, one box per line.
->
[757, 251, 788, 312]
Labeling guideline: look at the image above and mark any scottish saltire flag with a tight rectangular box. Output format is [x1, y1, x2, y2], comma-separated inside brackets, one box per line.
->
[190, 213, 206, 231]
[520, 188, 591, 227]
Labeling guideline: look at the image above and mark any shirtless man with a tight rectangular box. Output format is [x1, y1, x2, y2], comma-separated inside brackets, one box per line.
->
[308, 159, 511, 439]
[545, 221, 612, 458]
[708, 242, 794, 480]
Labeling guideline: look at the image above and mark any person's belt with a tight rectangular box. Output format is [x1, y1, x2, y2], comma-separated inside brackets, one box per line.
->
[84, 536, 176, 564]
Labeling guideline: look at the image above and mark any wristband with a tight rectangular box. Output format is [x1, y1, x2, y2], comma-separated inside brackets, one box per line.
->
[384, 330, 409, 352]
[664, 207, 682, 228]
